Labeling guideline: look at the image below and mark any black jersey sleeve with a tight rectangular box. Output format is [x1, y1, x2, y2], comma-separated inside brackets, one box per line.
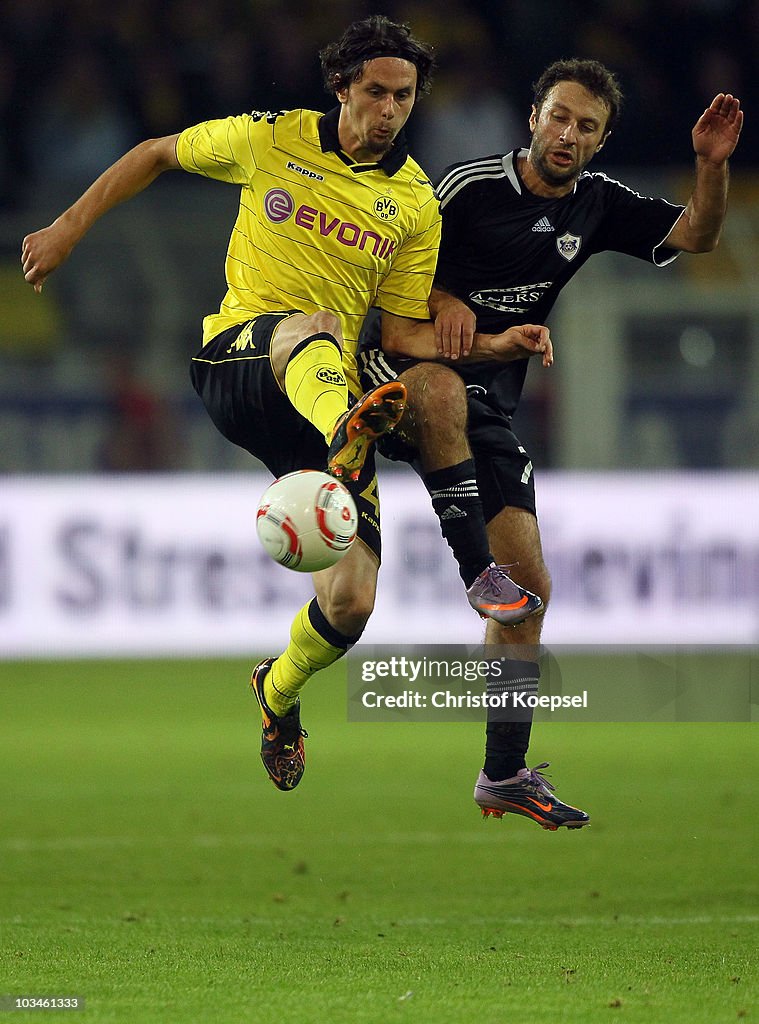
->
[433, 157, 504, 298]
[434, 190, 472, 297]
[590, 174, 685, 266]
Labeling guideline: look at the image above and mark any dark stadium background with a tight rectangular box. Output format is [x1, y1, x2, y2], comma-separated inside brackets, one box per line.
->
[1, 0, 756, 475]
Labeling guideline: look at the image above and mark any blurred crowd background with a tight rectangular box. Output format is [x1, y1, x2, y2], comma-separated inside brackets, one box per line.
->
[2, 0, 758, 205]
[1, 0, 757, 473]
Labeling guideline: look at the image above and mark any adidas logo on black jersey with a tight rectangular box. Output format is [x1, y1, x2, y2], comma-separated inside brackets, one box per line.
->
[532, 216, 554, 233]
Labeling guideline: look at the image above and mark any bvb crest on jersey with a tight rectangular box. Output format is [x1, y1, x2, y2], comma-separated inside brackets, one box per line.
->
[374, 196, 399, 221]
[556, 232, 582, 261]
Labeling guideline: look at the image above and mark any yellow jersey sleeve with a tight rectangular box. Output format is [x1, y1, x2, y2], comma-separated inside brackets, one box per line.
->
[376, 184, 441, 320]
[175, 112, 282, 186]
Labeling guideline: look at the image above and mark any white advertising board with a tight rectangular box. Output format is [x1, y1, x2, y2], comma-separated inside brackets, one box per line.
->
[0, 471, 757, 656]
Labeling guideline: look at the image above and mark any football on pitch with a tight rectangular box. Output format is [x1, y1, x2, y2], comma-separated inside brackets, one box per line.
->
[256, 470, 358, 572]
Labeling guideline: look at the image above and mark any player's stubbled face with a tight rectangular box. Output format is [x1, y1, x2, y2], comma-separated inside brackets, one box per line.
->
[529, 81, 610, 186]
[337, 57, 417, 162]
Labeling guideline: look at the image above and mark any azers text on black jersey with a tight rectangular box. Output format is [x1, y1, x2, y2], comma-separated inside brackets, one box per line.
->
[433, 149, 685, 417]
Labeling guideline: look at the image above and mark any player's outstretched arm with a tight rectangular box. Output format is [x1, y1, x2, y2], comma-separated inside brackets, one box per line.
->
[666, 93, 743, 254]
[381, 311, 553, 366]
[22, 135, 181, 293]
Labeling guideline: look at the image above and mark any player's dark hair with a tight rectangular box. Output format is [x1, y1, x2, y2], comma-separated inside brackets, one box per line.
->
[532, 59, 623, 133]
[320, 15, 436, 98]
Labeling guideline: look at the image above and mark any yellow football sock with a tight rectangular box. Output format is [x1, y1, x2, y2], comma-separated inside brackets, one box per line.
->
[283, 333, 348, 442]
[265, 599, 352, 716]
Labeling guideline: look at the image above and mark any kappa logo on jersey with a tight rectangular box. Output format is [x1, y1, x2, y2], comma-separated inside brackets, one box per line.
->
[286, 160, 324, 182]
[250, 109, 288, 124]
[532, 216, 554, 233]
[373, 196, 399, 222]
[556, 232, 582, 261]
[316, 368, 346, 386]
[470, 282, 552, 314]
[262, 189, 397, 259]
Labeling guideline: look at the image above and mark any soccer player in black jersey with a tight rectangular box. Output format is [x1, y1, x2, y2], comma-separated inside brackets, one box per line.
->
[21, 16, 548, 796]
[361, 60, 742, 829]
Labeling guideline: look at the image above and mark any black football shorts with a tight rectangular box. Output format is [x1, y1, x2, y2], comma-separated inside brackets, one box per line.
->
[191, 314, 381, 560]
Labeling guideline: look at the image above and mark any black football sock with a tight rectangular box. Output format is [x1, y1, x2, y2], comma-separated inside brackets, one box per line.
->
[483, 658, 540, 780]
[424, 460, 492, 587]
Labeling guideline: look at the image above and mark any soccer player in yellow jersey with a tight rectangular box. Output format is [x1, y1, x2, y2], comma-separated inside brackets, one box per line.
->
[22, 16, 549, 794]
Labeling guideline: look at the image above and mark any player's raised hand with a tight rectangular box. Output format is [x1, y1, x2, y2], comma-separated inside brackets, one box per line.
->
[490, 324, 553, 367]
[21, 221, 76, 294]
[692, 93, 743, 164]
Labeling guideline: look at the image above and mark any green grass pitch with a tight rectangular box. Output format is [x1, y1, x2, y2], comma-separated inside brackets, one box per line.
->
[1, 657, 757, 1023]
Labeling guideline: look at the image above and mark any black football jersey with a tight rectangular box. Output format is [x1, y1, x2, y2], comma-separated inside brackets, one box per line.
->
[434, 149, 685, 416]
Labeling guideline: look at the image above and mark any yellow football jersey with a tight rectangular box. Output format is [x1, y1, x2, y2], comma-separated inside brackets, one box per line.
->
[176, 106, 440, 393]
